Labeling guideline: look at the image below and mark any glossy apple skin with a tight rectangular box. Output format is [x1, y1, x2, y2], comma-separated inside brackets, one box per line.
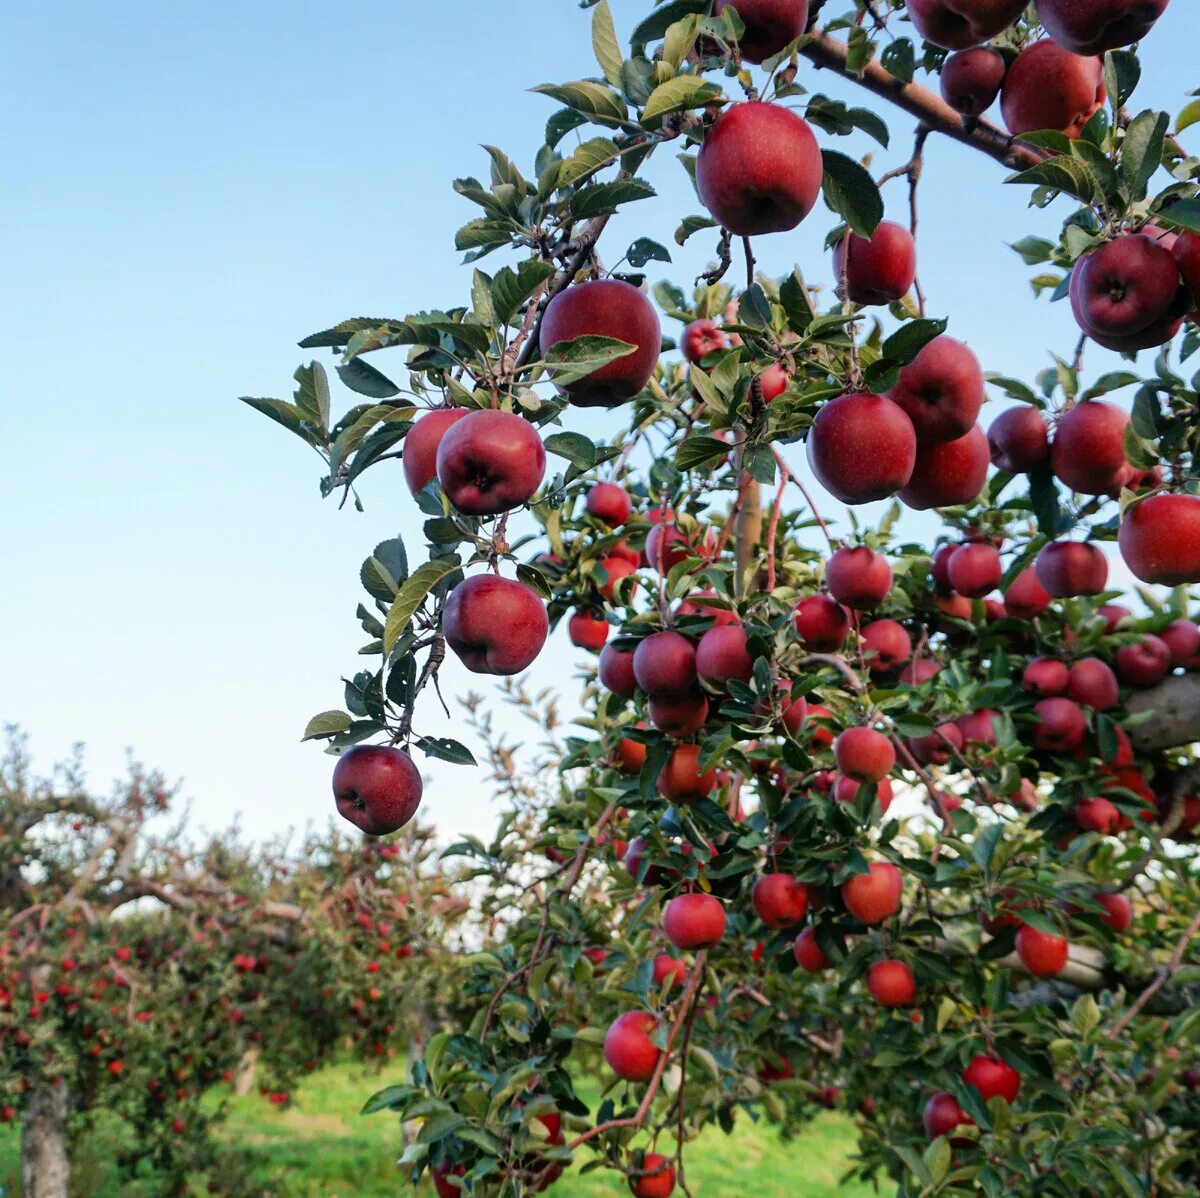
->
[1032, 697, 1087, 752]
[633, 630, 697, 695]
[658, 744, 718, 804]
[923, 1092, 972, 1139]
[898, 424, 989, 511]
[832, 220, 916, 306]
[442, 575, 548, 675]
[753, 874, 809, 929]
[861, 619, 912, 672]
[793, 928, 830, 972]
[1016, 924, 1070, 976]
[1037, 0, 1170, 55]
[792, 594, 850, 651]
[1067, 657, 1119, 711]
[1051, 402, 1131, 496]
[867, 960, 915, 1007]
[696, 102, 823, 237]
[1119, 493, 1200, 585]
[825, 546, 892, 609]
[963, 1054, 1021, 1104]
[988, 406, 1049, 473]
[586, 481, 632, 527]
[403, 409, 468, 495]
[1004, 568, 1052, 620]
[907, 0, 1026, 49]
[890, 337, 984, 446]
[1024, 657, 1069, 696]
[695, 624, 754, 689]
[1161, 618, 1200, 665]
[1117, 635, 1172, 687]
[616, 734, 648, 775]
[598, 645, 638, 698]
[436, 410, 546, 515]
[947, 542, 1001, 598]
[569, 611, 609, 652]
[713, 0, 810, 63]
[595, 555, 638, 603]
[940, 46, 1006, 115]
[835, 727, 895, 783]
[332, 745, 423, 837]
[603, 1011, 660, 1081]
[645, 524, 695, 573]
[629, 1151, 677, 1198]
[841, 862, 903, 925]
[957, 708, 999, 748]
[680, 318, 727, 364]
[540, 279, 661, 407]
[663, 892, 727, 950]
[908, 721, 964, 766]
[1035, 541, 1108, 597]
[1001, 40, 1105, 138]
[647, 692, 709, 739]
[1096, 892, 1134, 933]
[808, 393, 917, 505]
[652, 954, 688, 990]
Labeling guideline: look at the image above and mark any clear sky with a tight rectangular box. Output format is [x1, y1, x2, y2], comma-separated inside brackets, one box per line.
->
[2, 2, 1192, 845]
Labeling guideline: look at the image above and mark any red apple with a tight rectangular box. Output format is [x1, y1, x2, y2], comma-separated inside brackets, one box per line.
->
[898, 424, 989, 510]
[1037, 0, 1170, 56]
[629, 1152, 677, 1198]
[793, 594, 851, 650]
[586, 481, 632, 527]
[1023, 657, 1069, 696]
[832, 775, 895, 814]
[1001, 40, 1105, 138]
[1098, 603, 1133, 632]
[332, 745, 423, 837]
[867, 960, 915, 1007]
[958, 708, 1000, 747]
[808, 393, 917, 504]
[603, 1011, 661, 1081]
[1067, 657, 1119, 711]
[645, 523, 695, 573]
[760, 363, 790, 402]
[595, 555, 638, 603]
[1015, 924, 1069, 976]
[433, 1163, 466, 1198]
[1095, 892, 1134, 933]
[988, 406, 1049, 473]
[633, 631, 698, 696]
[680, 319, 727, 364]
[648, 692, 710, 739]
[1052, 402, 1132, 496]
[940, 46, 1006, 116]
[1161, 619, 1200, 665]
[1004, 568, 1052, 620]
[841, 862, 903, 925]
[908, 721, 965, 766]
[947, 542, 1002, 598]
[435, 410, 546, 516]
[1032, 697, 1087, 751]
[403, 409, 468, 495]
[1075, 796, 1121, 834]
[826, 546, 893, 609]
[663, 892, 727, 949]
[599, 645, 638, 698]
[833, 220, 917, 306]
[861, 619, 912, 672]
[569, 610, 609, 652]
[1116, 635, 1172, 687]
[1119, 493, 1200, 586]
[793, 928, 830, 972]
[889, 337, 984, 445]
[907, 0, 1026, 49]
[753, 874, 810, 930]
[695, 624, 754, 689]
[901, 659, 942, 685]
[443, 575, 548, 674]
[653, 954, 688, 990]
[835, 727, 895, 783]
[923, 1092, 972, 1139]
[930, 543, 956, 593]
[713, 0, 811, 63]
[962, 1054, 1020, 1104]
[1035, 541, 1108, 597]
[658, 744, 718, 804]
[616, 734, 648, 775]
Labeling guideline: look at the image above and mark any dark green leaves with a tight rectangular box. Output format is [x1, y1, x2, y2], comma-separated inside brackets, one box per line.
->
[820, 150, 883, 238]
[626, 237, 671, 268]
[543, 431, 598, 471]
[538, 334, 637, 384]
[384, 557, 462, 654]
[1121, 110, 1169, 201]
[567, 178, 655, 218]
[490, 260, 557, 327]
[641, 77, 722, 125]
[1104, 50, 1141, 113]
[674, 435, 733, 472]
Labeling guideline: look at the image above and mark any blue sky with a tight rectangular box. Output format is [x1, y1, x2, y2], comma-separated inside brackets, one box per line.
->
[2, 2, 1192, 844]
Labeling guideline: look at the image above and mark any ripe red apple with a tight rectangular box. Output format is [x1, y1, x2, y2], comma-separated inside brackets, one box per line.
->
[825, 546, 892, 609]
[569, 610, 609, 652]
[835, 727, 895, 783]
[713, 0, 811, 63]
[1023, 657, 1069, 696]
[755, 684, 809, 734]
[833, 775, 895, 814]
[599, 645, 638, 698]
[586, 481, 632, 527]
[1037, 0, 1170, 55]
[676, 589, 738, 625]
[696, 101, 822, 236]
[793, 928, 830, 972]
[1097, 603, 1132, 632]
[648, 691, 710, 739]
[695, 624, 753, 689]
[435, 410, 546, 516]
[1116, 635, 1172, 687]
[443, 575, 548, 674]
[808, 393, 917, 505]
[658, 744, 717, 804]
[907, 0, 1026, 48]
[1015, 924, 1069, 976]
[332, 745, 423, 837]
[753, 874, 809, 930]
[653, 954, 688, 991]
[1161, 619, 1200, 665]
[901, 658, 942, 685]
[759, 363, 790, 402]
[898, 424, 989, 510]
[1119, 493, 1200, 585]
[793, 594, 851, 651]
[962, 1054, 1021, 1104]
[1000, 40, 1104, 138]
[616, 729, 648, 775]
[947, 542, 1001, 598]
[1035, 541, 1108, 597]
[1004, 568, 1052, 620]
[988, 406, 1050, 473]
[433, 1163, 466, 1198]
[633, 631, 698, 695]
[595, 555, 638, 603]
[680, 318, 727, 364]
[940, 46, 1006, 115]
[841, 862, 903, 925]
[889, 337, 984, 445]
[540, 279, 661, 407]
[645, 523, 695, 573]
[1075, 796, 1121, 834]
[663, 892, 727, 949]
[867, 960, 915, 1007]
[1051, 402, 1132, 496]
[629, 1152, 677, 1198]
[861, 619, 912, 672]
[1067, 657, 1119, 711]
[930, 543, 956, 593]
[832, 220, 916, 306]
[923, 1091, 972, 1139]
[403, 409, 468, 495]
[1095, 892, 1134, 934]
[1172, 227, 1200, 317]
[603, 1011, 661, 1081]
[908, 721, 965, 766]
[1033, 697, 1087, 751]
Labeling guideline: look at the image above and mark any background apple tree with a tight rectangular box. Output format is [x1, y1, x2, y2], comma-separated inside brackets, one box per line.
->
[246, 1, 1200, 1194]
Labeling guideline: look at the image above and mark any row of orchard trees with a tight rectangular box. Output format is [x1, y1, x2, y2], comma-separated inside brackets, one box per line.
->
[0, 728, 470, 1198]
[244, 1, 1200, 1196]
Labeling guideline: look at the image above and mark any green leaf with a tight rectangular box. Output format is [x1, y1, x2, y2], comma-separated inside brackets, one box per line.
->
[490, 259, 556, 327]
[820, 150, 883, 238]
[641, 76, 723, 124]
[531, 81, 629, 125]
[924, 1137, 951, 1187]
[880, 317, 948, 365]
[591, 0, 624, 87]
[631, 0, 709, 47]
[1007, 154, 1099, 203]
[539, 334, 637, 384]
[337, 358, 400, 399]
[557, 137, 623, 188]
[675, 434, 732, 472]
[362, 537, 409, 603]
[675, 214, 718, 245]
[1177, 97, 1200, 134]
[1028, 466, 1062, 538]
[415, 736, 477, 767]
[626, 237, 671, 268]
[293, 362, 330, 432]
[360, 1084, 416, 1116]
[779, 268, 815, 334]
[239, 397, 316, 443]
[300, 317, 392, 350]
[1153, 197, 1200, 234]
[879, 38, 914, 84]
[1120, 109, 1169, 200]
[302, 710, 354, 741]
[1105, 49, 1141, 113]
[384, 558, 462, 654]
[544, 431, 598, 470]
[567, 178, 656, 218]
[1071, 993, 1101, 1038]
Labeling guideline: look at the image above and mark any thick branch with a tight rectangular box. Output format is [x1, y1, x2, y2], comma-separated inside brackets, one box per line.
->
[1127, 674, 1200, 750]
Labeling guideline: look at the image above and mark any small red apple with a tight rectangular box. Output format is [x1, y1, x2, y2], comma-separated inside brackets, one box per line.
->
[833, 220, 917, 306]
[753, 874, 809, 930]
[332, 745, 423, 837]
[1015, 924, 1069, 977]
[867, 960, 915, 1007]
[403, 408, 468, 495]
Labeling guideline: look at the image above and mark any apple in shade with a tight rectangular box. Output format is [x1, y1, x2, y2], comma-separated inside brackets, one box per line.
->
[908, 721, 964, 766]
[923, 1092, 972, 1140]
[1069, 234, 1186, 353]
[1023, 657, 1069, 696]
[569, 611, 609, 652]
[1035, 540, 1108, 598]
[633, 630, 697, 695]
[443, 575, 548, 675]
[832, 221, 917, 306]
[793, 928, 830, 973]
[1037, 0, 1171, 56]
[833, 775, 895, 814]
[1004, 568, 1052, 620]
[907, 0, 1026, 49]
[680, 319, 727, 364]
[988, 406, 1050, 473]
[539, 278, 660, 407]
[663, 893, 727, 950]
[603, 1011, 661, 1082]
[753, 874, 810, 930]
[713, 0, 810, 63]
[599, 644, 638, 698]
[1067, 657, 1119, 711]
[653, 954, 688, 991]
[695, 624, 754, 689]
[1097, 603, 1132, 632]
[901, 658, 942, 685]
[805, 703, 838, 748]
[899, 424, 989, 511]
[695, 102, 823, 237]
[1096, 892, 1134, 934]
[1075, 796, 1122, 834]
[594, 555, 638, 603]
[835, 727, 895, 783]
[867, 960, 915, 1007]
[1016, 924, 1070, 976]
[793, 594, 851, 651]
[629, 1152, 677, 1198]
[658, 744, 718, 804]
[930, 543, 958, 594]
[1173, 228, 1200, 316]
[648, 692, 710, 739]
[963, 1054, 1021, 1105]
[332, 745, 423, 836]
[1117, 635, 1172, 687]
[890, 337, 985, 445]
[1161, 618, 1200, 665]
[1032, 697, 1087, 751]
[759, 363, 791, 403]
[616, 731, 648, 775]
[825, 546, 892, 609]
[433, 1163, 466, 1198]
[586, 481, 632, 527]
[1119, 493, 1200, 585]
[957, 708, 1000, 747]
[861, 619, 912, 672]
[403, 409, 468, 495]
[947, 542, 1001, 598]
[808, 393, 917, 504]
[754, 684, 809, 734]
[435, 410, 546, 516]
[645, 523, 695, 573]
[841, 862, 903, 925]
[940, 47, 1006, 116]
[1000, 40, 1105, 138]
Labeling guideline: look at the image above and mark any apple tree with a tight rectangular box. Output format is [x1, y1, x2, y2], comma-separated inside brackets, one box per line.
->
[247, 1, 1200, 1194]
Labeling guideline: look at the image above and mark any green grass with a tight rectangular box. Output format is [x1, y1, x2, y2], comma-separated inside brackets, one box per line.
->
[0, 1061, 879, 1196]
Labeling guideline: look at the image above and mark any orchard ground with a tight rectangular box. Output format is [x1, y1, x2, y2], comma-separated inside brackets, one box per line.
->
[0, 1059, 873, 1197]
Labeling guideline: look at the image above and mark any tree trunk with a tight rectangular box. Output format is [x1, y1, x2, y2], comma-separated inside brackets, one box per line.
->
[234, 1046, 260, 1097]
[21, 1080, 69, 1198]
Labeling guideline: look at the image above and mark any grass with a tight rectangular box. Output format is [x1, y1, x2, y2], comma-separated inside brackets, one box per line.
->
[0, 1060, 879, 1196]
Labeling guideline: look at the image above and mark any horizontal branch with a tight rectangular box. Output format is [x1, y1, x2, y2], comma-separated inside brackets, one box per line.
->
[1127, 674, 1200, 751]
